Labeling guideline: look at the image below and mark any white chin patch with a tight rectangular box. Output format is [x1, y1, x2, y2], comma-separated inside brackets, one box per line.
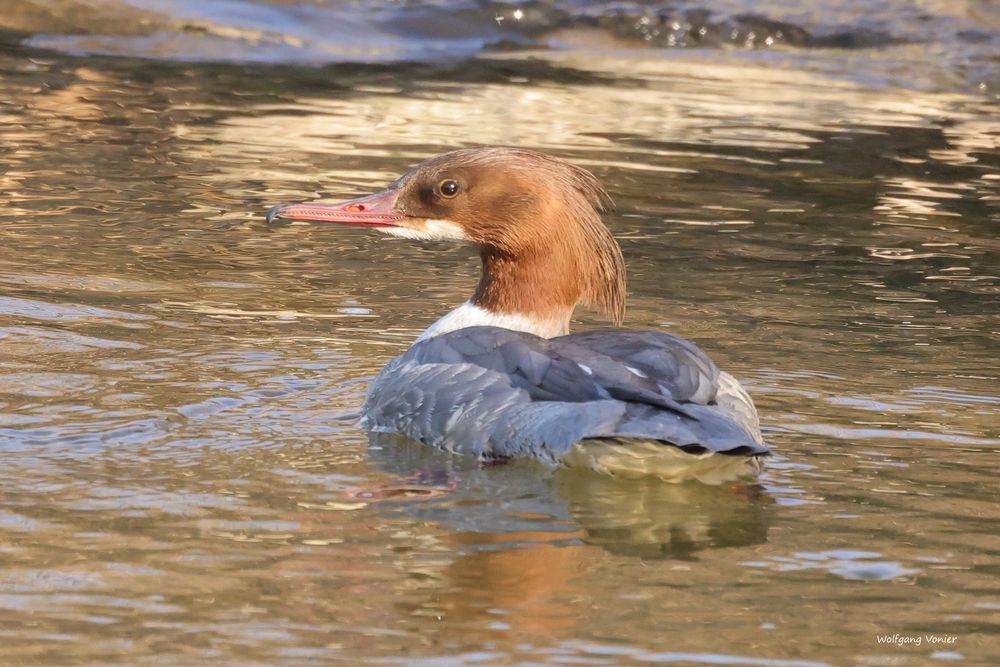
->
[380, 219, 467, 241]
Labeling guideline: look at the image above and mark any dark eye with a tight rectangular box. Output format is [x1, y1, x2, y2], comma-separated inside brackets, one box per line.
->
[438, 179, 460, 198]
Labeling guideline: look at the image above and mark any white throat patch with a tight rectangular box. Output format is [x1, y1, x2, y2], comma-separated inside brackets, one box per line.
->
[380, 219, 466, 241]
[417, 302, 569, 341]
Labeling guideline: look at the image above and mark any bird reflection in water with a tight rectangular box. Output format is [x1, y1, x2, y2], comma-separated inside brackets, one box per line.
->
[349, 433, 772, 640]
[365, 433, 772, 560]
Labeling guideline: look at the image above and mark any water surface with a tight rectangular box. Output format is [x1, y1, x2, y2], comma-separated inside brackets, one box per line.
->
[0, 6, 999, 666]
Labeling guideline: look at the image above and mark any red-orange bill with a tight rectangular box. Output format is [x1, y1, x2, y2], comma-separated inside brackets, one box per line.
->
[266, 189, 404, 227]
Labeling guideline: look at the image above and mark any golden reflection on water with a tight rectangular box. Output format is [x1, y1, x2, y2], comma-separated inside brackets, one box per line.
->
[0, 46, 998, 665]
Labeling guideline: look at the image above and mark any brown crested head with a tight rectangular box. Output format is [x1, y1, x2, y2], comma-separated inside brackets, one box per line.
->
[267, 146, 627, 328]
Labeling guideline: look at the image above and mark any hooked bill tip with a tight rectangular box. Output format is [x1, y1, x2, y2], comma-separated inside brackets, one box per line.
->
[265, 204, 288, 225]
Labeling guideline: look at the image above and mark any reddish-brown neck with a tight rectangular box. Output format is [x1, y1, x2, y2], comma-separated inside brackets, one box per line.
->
[472, 245, 578, 329]
[469, 214, 626, 331]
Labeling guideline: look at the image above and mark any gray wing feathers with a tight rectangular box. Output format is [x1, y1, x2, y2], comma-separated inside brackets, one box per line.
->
[364, 358, 631, 461]
[560, 330, 720, 405]
[364, 327, 768, 460]
[411, 328, 698, 418]
[489, 400, 629, 460]
[364, 360, 519, 457]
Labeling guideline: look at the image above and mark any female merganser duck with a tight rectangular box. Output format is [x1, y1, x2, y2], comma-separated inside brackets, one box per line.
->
[267, 147, 768, 482]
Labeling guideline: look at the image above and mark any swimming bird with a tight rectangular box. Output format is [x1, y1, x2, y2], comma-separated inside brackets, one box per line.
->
[267, 147, 768, 482]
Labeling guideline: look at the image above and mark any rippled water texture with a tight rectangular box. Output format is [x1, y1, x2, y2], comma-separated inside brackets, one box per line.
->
[1, 3, 999, 665]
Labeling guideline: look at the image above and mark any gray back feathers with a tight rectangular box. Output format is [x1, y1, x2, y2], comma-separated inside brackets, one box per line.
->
[363, 326, 768, 463]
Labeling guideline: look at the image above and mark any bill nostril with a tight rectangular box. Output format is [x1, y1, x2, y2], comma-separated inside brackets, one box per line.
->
[346, 203, 366, 212]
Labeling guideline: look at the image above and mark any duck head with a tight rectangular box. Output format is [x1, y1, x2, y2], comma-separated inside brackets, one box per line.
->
[267, 147, 626, 336]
